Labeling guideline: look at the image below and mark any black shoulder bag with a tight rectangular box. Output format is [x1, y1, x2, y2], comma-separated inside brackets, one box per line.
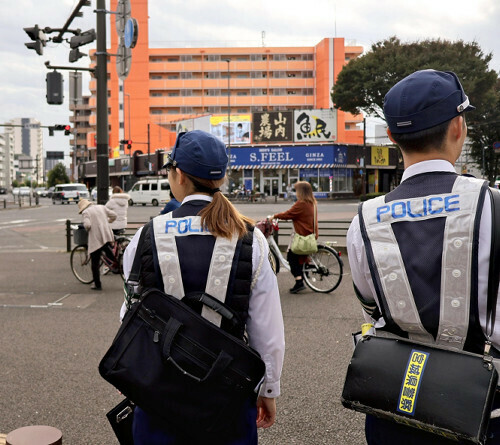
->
[99, 223, 265, 442]
[341, 188, 500, 445]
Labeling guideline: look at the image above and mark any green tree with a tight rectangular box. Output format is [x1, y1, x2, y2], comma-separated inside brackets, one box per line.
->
[12, 179, 19, 188]
[47, 163, 70, 187]
[331, 37, 500, 182]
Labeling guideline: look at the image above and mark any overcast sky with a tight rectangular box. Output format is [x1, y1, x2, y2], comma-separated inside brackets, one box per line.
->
[1, 0, 499, 163]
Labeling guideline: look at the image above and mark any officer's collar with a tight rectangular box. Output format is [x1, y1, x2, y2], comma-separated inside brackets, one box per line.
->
[182, 194, 212, 205]
[401, 160, 455, 183]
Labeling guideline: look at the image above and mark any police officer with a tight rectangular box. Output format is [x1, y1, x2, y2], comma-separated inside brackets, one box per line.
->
[346, 70, 500, 444]
[122, 130, 285, 445]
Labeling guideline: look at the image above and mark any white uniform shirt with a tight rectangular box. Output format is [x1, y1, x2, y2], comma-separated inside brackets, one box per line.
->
[347, 160, 500, 349]
[122, 194, 285, 397]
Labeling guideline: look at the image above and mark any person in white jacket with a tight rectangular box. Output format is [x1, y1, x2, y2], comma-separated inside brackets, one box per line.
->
[105, 186, 130, 233]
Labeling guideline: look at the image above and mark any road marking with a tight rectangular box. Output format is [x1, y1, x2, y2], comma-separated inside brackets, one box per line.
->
[0, 219, 32, 225]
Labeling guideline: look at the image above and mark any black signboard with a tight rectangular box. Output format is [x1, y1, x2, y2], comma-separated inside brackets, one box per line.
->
[252, 111, 293, 143]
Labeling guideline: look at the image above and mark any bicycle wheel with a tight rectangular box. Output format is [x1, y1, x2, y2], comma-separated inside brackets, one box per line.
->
[302, 245, 343, 293]
[70, 245, 94, 284]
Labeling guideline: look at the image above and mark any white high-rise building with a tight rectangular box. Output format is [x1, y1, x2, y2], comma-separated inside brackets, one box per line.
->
[0, 132, 15, 190]
[5, 118, 44, 184]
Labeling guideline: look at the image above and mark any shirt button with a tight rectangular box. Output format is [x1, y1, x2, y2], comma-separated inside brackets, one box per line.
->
[389, 272, 397, 281]
[169, 277, 175, 284]
[219, 255, 226, 262]
[452, 269, 461, 278]
[451, 299, 460, 308]
[267, 389, 272, 394]
[454, 239, 463, 248]
[214, 279, 221, 286]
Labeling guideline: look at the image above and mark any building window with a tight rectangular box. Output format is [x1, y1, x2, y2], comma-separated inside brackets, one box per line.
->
[151, 92, 162, 97]
[119, 85, 123, 92]
[181, 90, 192, 97]
[180, 55, 192, 62]
[207, 54, 220, 62]
[151, 110, 162, 115]
[168, 75, 179, 79]
[151, 75, 162, 80]
[168, 92, 179, 97]
[180, 72, 192, 79]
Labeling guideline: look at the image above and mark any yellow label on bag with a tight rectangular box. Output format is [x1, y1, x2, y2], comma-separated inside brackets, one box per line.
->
[397, 350, 429, 415]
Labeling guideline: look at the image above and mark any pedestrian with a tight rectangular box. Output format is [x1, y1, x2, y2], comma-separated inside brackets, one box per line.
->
[271, 181, 318, 293]
[78, 198, 117, 290]
[159, 189, 181, 214]
[122, 130, 285, 444]
[346, 69, 500, 444]
[105, 186, 130, 234]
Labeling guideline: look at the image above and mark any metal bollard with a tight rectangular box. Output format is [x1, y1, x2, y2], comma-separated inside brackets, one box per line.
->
[66, 219, 72, 252]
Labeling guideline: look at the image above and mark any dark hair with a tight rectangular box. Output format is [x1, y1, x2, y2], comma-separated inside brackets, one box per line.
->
[390, 119, 454, 153]
[112, 186, 123, 194]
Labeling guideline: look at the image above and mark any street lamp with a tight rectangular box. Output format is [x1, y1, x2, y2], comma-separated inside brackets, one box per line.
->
[224, 59, 231, 173]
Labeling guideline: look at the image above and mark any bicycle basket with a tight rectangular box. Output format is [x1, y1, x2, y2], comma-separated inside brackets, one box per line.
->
[256, 220, 273, 238]
[74, 227, 88, 245]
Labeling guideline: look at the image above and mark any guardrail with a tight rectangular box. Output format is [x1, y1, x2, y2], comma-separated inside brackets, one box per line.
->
[65, 219, 351, 252]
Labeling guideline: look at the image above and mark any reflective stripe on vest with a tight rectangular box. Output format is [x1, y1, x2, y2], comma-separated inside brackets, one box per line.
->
[361, 175, 484, 348]
[152, 213, 238, 328]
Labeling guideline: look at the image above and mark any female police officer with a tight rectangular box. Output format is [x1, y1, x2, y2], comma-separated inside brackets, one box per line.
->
[122, 130, 285, 444]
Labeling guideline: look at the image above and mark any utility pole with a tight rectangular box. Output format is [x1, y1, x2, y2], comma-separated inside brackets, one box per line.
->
[95, 0, 109, 204]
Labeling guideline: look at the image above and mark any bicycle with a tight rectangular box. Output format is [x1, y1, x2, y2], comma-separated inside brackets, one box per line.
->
[70, 226, 131, 284]
[256, 219, 343, 293]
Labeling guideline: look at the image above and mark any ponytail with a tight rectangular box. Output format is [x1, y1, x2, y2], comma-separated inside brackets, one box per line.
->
[184, 172, 253, 239]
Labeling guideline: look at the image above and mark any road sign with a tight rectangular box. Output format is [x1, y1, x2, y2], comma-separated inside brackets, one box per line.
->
[124, 18, 138, 48]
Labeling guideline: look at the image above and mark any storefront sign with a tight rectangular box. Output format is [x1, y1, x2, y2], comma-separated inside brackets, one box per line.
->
[294, 109, 337, 142]
[230, 145, 347, 169]
[371, 146, 389, 166]
[252, 111, 293, 143]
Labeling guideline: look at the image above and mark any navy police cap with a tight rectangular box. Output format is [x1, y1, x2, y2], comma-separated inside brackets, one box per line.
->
[383, 69, 475, 134]
[163, 130, 228, 180]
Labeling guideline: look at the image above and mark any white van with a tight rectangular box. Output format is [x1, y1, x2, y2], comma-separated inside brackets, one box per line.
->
[127, 178, 170, 206]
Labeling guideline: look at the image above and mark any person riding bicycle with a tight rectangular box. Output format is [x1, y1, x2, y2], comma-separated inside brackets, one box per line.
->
[272, 181, 318, 293]
[105, 186, 130, 235]
[78, 198, 117, 290]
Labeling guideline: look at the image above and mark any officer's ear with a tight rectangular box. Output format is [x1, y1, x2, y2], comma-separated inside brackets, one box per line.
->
[386, 128, 397, 144]
[175, 168, 188, 186]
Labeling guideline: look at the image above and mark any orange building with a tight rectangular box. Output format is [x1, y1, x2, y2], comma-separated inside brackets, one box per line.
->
[81, 0, 370, 195]
[86, 0, 363, 154]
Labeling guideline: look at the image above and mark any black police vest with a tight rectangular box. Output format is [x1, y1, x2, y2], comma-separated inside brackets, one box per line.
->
[138, 200, 253, 339]
[359, 172, 490, 354]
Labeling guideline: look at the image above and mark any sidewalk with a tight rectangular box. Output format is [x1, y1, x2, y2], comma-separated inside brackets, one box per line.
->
[0, 249, 364, 444]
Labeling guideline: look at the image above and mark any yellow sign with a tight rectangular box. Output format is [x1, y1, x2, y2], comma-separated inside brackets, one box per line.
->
[209, 114, 251, 125]
[112, 146, 120, 159]
[371, 146, 389, 166]
[397, 350, 428, 415]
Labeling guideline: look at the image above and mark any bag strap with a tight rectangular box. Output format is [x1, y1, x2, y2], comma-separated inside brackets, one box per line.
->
[486, 188, 500, 338]
[127, 221, 151, 284]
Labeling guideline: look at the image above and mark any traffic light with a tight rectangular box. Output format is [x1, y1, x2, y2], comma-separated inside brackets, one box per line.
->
[69, 29, 96, 49]
[51, 125, 71, 135]
[46, 71, 63, 105]
[68, 29, 95, 63]
[24, 25, 46, 56]
[120, 139, 132, 149]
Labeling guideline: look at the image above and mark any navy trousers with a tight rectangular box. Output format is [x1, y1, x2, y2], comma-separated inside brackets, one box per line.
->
[132, 401, 258, 445]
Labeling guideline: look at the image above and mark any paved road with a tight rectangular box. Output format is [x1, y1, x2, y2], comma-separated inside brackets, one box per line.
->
[0, 199, 366, 444]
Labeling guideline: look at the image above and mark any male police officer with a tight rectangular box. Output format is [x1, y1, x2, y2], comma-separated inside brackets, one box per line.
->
[347, 69, 500, 444]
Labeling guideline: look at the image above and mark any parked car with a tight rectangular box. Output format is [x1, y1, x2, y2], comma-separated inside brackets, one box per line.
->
[0, 187, 7, 194]
[91, 187, 113, 201]
[127, 178, 170, 206]
[47, 186, 55, 198]
[35, 187, 48, 197]
[52, 183, 90, 204]
[19, 187, 31, 196]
